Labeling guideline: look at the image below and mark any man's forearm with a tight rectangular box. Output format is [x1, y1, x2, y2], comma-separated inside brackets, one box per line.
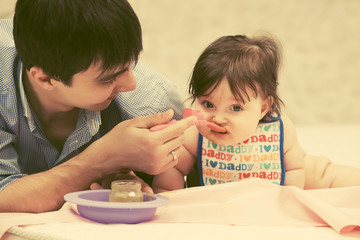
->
[0, 144, 106, 213]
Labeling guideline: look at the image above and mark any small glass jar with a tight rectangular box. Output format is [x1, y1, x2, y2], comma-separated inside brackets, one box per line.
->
[109, 180, 144, 202]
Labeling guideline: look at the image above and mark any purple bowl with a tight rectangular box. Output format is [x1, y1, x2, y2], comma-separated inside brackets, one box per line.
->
[64, 190, 169, 224]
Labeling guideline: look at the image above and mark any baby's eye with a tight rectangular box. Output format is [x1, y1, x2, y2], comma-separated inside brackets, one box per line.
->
[202, 101, 214, 109]
[231, 105, 242, 111]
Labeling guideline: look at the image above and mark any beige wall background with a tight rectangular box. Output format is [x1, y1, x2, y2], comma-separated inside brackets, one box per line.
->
[0, 0, 16, 18]
[2, 0, 360, 125]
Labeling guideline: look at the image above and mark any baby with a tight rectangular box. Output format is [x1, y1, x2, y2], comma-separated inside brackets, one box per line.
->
[152, 34, 360, 192]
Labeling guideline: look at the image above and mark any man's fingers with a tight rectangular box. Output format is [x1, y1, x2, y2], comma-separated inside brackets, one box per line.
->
[158, 153, 179, 173]
[132, 109, 175, 129]
[159, 116, 197, 141]
[141, 182, 154, 194]
[90, 182, 103, 190]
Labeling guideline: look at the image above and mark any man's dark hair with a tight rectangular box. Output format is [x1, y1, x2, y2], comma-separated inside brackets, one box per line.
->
[13, 0, 143, 85]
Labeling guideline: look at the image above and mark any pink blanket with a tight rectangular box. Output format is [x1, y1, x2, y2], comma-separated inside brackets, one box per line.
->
[1, 179, 359, 238]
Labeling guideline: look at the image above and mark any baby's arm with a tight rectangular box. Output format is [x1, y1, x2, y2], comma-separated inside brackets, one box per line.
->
[282, 113, 360, 189]
[152, 126, 199, 193]
[281, 113, 306, 188]
[304, 155, 360, 189]
[151, 163, 187, 193]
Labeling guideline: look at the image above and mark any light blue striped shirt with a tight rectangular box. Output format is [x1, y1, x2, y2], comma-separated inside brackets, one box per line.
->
[0, 19, 184, 191]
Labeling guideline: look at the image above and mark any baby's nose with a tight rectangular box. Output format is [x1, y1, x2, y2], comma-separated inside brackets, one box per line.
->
[212, 113, 227, 124]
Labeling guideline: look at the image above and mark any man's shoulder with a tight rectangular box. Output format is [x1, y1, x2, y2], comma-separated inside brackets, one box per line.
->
[130, 60, 179, 100]
[0, 19, 15, 47]
[116, 60, 183, 120]
[0, 18, 17, 90]
[0, 18, 18, 119]
[132, 60, 172, 87]
[0, 18, 17, 66]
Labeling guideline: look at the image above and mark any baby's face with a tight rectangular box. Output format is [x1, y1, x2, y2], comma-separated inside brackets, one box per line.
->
[195, 79, 270, 145]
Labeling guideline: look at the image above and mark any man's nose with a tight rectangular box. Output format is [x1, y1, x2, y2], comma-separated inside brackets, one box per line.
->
[114, 70, 137, 92]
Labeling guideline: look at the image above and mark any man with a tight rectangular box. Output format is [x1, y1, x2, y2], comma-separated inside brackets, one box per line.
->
[0, 0, 195, 212]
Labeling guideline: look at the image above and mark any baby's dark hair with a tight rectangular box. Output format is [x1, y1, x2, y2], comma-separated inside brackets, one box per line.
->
[13, 0, 142, 85]
[188, 34, 283, 117]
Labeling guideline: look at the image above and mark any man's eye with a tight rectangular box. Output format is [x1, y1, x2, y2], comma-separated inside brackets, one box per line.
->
[104, 79, 115, 85]
[202, 101, 214, 109]
[232, 105, 242, 111]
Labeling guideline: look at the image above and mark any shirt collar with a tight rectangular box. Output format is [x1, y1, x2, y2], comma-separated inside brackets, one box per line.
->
[18, 61, 37, 131]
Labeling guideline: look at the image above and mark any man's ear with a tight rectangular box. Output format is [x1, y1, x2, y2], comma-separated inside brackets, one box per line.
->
[28, 67, 55, 90]
[260, 96, 274, 119]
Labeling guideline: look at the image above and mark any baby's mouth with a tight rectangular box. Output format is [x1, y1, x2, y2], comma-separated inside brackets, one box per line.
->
[206, 122, 227, 134]
[213, 129, 228, 135]
[217, 130, 228, 134]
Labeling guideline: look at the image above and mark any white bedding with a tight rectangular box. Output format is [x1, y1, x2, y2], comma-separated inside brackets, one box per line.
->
[2, 125, 360, 240]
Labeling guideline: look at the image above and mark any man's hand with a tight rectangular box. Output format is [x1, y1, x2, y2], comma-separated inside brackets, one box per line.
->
[93, 109, 196, 176]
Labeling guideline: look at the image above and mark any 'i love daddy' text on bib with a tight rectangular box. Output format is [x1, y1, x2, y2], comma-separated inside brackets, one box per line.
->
[197, 118, 285, 186]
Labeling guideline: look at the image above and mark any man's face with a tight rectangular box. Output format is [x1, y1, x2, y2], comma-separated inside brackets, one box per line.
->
[50, 62, 137, 112]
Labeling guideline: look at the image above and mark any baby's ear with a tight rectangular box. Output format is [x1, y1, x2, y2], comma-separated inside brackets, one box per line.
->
[260, 96, 274, 119]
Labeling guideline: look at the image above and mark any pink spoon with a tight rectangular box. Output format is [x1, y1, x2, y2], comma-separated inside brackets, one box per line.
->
[183, 108, 227, 133]
[150, 108, 227, 133]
